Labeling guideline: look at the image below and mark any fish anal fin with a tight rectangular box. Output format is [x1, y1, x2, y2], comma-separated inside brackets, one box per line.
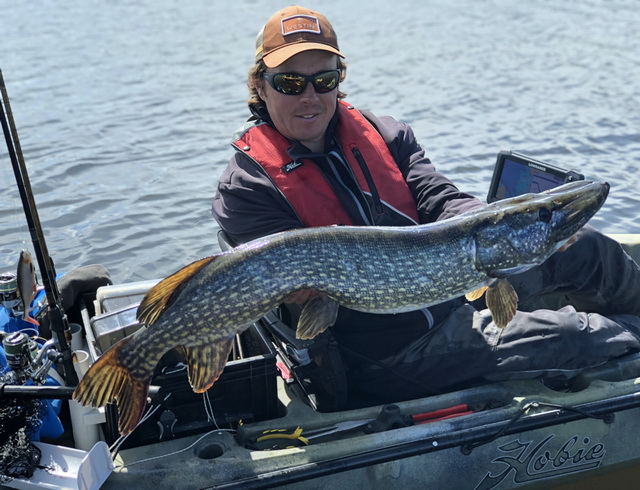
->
[486, 278, 519, 328]
[181, 338, 234, 393]
[73, 338, 150, 436]
[295, 294, 339, 340]
[137, 256, 218, 326]
[465, 286, 489, 302]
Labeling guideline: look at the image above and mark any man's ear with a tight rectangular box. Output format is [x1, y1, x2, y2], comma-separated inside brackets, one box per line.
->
[254, 77, 267, 100]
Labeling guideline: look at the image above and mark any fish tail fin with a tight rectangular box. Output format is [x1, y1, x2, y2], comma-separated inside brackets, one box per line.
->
[73, 339, 150, 436]
[24, 314, 39, 326]
[181, 337, 234, 393]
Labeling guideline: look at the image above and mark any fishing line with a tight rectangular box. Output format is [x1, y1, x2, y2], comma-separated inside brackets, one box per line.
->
[109, 393, 172, 457]
[203, 390, 220, 429]
[0, 78, 33, 251]
[458, 400, 613, 455]
[111, 393, 235, 468]
[203, 391, 212, 420]
[15, 327, 38, 337]
[0, 159, 29, 274]
[118, 428, 235, 469]
[110, 389, 225, 460]
[0, 187, 30, 258]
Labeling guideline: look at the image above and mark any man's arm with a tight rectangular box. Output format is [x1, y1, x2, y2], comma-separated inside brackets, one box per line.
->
[364, 113, 485, 222]
[212, 152, 304, 245]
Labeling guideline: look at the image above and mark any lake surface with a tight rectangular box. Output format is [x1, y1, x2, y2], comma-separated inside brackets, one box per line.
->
[1, 0, 639, 283]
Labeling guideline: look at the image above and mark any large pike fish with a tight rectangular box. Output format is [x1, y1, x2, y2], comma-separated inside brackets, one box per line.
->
[74, 181, 609, 435]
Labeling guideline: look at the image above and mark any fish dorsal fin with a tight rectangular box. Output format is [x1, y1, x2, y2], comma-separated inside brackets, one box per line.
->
[465, 286, 488, 302]
[137, 256, 218, 326]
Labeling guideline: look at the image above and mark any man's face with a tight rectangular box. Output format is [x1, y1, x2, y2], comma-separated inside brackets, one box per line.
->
[256, 51, 339, 152]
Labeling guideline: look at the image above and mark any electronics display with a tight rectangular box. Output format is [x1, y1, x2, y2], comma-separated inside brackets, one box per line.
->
[487, 150, 584, 203]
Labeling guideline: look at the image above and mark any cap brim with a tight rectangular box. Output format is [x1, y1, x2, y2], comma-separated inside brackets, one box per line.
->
[262, 42, 344, 68]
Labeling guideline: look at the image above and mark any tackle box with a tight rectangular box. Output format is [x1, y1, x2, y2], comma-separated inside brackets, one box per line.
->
[86, 281, 280, 449]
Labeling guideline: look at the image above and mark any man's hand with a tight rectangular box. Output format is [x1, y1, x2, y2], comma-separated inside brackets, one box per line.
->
[557, 234, 578, 253]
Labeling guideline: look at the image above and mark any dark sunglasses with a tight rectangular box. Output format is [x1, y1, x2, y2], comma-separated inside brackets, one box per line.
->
[262, 69, 340, 96]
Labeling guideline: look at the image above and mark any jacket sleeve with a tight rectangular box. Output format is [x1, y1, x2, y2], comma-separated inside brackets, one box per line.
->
[212, 152, 304, 245]
[366, 113, 485, 223]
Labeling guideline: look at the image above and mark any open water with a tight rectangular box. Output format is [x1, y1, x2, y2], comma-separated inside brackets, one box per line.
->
[1, 0, 639, 283]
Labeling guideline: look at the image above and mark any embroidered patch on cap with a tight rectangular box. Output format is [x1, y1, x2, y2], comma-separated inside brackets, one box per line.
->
[281, 15, 321, 36]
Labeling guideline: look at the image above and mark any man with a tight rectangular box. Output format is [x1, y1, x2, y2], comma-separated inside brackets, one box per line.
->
[213, 5, 640, 405]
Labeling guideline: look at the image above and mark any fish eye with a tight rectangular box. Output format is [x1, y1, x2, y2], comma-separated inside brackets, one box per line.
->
[538, 207, 552, 223]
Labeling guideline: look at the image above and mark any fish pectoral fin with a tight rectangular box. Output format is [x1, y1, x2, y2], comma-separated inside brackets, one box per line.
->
[465, 286, 489, 302]
[181, 338, 234, 393]
[73, 338, 150, 436]
[295, 294, 339, 340]
[486, 278, 519, 328]
[137, 255, 218, 326]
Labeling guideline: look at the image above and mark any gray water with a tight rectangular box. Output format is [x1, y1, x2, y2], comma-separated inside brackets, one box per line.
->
[1, 0, 639, 283]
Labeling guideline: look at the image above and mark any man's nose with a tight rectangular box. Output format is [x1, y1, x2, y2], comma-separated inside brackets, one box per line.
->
[299, 81, 319, 101]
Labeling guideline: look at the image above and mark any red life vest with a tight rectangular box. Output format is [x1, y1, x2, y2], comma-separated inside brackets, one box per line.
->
[233, 101, 419, 227]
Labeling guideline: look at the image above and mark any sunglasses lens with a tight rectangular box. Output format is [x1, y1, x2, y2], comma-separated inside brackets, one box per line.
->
[268, 71, 340, 95]
[273, 74, 307, 95]
[313, 71, 339, 93]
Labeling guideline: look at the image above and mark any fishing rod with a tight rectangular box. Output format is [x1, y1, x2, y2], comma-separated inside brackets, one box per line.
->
[0, 69, 78, 386]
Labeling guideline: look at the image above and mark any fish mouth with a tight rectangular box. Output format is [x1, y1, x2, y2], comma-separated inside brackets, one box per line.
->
[543, 181, 609, 239]
[541, 180, 609, 201]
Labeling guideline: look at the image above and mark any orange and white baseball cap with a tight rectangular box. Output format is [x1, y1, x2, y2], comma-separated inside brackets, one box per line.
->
[255, 5, 345, 68]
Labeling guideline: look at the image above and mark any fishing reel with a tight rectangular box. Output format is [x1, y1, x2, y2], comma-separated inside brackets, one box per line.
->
[2, 331, 61, 385]
[0, 271, 21, 312]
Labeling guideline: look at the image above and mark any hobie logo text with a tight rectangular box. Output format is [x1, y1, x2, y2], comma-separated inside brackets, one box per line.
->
[476, 434, 605, 489]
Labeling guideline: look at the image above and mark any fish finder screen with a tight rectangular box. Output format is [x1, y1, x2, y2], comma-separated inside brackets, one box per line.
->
[493, 157, 567, 201]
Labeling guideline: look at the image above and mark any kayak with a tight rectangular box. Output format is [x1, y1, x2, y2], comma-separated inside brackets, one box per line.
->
[3, 234, 639, 490]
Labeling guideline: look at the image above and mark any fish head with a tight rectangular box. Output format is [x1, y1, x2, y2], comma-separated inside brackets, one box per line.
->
[18, 249, 33, 265]
[472, 181, 609, 276]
